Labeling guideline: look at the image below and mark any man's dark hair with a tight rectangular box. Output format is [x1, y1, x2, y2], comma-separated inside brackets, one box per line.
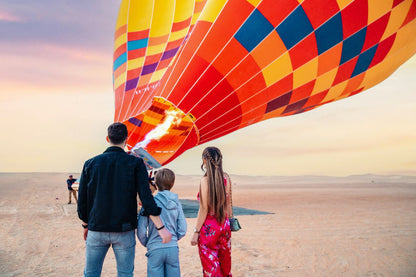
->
[107, 123, 128, 144]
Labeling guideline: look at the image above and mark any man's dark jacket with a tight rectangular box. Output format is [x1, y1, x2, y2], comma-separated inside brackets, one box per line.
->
[77, 146, 161, 232]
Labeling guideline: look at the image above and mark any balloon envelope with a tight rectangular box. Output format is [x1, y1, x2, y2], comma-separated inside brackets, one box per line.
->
[113, 0, 416, 166]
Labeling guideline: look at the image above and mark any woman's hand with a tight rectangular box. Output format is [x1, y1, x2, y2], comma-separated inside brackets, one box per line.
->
[190, 232, 199, 246]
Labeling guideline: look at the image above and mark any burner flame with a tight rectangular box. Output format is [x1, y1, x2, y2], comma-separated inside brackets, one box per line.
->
[133, 110, 182, 150]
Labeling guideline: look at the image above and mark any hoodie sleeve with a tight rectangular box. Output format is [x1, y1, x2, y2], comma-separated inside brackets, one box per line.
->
[137, 209, 149, 247]
[176, 201, 187, 240]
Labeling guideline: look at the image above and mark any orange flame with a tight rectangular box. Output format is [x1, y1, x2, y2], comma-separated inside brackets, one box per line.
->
[133, 110, 183, 150]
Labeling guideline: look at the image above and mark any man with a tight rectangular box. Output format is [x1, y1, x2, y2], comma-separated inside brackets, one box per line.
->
[77, 122, 172, 276]
[67, 175, 77, 204]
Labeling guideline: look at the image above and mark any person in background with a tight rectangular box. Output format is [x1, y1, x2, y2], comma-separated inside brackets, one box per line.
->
[190, 147, 232, 276]
[67, 174, 77, 204]
[137, 168, 187, 277]
[77, 122, 172, 277]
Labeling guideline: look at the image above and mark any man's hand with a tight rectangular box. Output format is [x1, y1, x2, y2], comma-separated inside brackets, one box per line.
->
[158, 227, 172, 243]
[149, 215, 172, 243]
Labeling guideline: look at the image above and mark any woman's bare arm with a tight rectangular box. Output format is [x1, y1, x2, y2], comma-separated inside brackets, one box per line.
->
[191, 177, 209, 245]
[225, 172, 233, 217]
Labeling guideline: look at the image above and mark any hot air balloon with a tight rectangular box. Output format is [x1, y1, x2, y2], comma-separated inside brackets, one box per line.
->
[113, 0, 416, 167]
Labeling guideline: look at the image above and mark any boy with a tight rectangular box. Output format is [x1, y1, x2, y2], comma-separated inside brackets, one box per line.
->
[138, 168, 187, 277]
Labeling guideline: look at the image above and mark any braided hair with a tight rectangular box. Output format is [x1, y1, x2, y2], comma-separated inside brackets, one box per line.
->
[200, 147, 227, 223]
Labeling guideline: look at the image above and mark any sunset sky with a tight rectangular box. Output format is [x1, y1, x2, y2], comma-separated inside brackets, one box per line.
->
[1, 1, 415, 176]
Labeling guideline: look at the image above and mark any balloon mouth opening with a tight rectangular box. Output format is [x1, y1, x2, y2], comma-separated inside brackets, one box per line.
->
[124, 97, 198, 167]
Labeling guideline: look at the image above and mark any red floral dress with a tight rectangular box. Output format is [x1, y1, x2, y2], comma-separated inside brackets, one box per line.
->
[197, 178, 232, 277]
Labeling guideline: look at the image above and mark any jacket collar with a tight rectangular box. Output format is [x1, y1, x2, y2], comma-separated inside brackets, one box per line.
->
[104, 146, 126, 153]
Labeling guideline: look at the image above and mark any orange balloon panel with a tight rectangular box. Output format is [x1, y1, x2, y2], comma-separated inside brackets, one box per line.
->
[113, 0, 416, 166]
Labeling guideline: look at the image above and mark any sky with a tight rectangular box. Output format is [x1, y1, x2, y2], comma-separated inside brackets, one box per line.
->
[0, 1, 415, 176]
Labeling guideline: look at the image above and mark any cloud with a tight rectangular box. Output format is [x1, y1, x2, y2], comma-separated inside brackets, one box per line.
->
[0, 11, 25, 22]
[0, 1, 119, 49]
[40, 43, 111, 63]
[0, 41, 110, 62]
[0, 41, 112, 95]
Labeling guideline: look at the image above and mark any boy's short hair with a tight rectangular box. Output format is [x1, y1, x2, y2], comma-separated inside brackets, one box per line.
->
[108, 122, 128, 144]
[155, 168, 175, 191]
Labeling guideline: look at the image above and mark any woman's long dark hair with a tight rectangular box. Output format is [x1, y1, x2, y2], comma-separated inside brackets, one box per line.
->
[200, 147, 227, 223]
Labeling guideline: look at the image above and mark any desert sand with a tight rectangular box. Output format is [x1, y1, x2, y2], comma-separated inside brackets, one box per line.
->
[1, 173, 416, 276]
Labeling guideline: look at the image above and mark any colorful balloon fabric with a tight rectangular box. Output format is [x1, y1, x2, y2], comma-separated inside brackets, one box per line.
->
[113, 0, 416, 166]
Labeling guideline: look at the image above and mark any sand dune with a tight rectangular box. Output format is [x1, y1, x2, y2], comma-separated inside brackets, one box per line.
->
[0, 173, 415, 276]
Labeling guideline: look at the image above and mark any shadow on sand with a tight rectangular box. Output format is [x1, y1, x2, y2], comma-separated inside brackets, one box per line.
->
[179, 199, 272, 218]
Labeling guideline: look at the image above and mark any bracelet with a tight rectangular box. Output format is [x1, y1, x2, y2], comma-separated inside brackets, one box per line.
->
[82, 224, 88, 229]
[156, 225, 165, 231]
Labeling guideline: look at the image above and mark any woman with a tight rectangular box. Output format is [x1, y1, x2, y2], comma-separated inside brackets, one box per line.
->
[191, 147, 232, 276]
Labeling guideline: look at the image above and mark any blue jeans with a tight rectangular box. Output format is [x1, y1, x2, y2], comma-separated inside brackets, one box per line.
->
[84, 230, 136, 277]
[146, 247, 180, 277]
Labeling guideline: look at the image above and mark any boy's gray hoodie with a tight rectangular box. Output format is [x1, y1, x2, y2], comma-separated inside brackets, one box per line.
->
[137, 190, 187, 251]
